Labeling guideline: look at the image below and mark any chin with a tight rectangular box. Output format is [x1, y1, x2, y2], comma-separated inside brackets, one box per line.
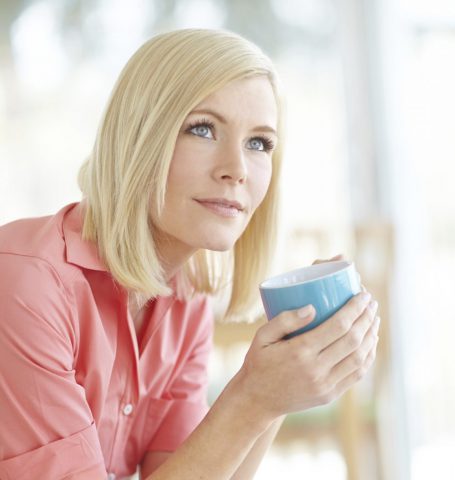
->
[196, 223, 245, 252]
[203, 240, 236, 252]
[200, 234, 239, 252]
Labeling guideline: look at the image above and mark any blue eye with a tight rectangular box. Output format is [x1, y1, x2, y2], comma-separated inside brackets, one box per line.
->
[192, 125, 210, 137]
[185, 118, 275, 153]
[248, 136, 275, 153]
[187, 119, 215, 139]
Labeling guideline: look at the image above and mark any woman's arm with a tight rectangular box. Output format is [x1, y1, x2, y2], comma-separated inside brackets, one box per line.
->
[141, 414, 285, 479]
[145, 291, 378, 479]
[230, 414, 285, 480]
[145, 372, 278, 480]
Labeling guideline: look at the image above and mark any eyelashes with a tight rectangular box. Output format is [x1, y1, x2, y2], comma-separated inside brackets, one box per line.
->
[186, 118, 215, 138]
[253, 135, 275, 153]
[185, 118, 276, 153]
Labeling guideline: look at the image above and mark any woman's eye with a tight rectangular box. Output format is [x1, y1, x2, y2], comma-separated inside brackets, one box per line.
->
[247, 136, 275, 152]
[192, 125, 210, 137]
[185, 120, 275, 152]
[187, 120, 215, 139]
[248, 138, 265, 151]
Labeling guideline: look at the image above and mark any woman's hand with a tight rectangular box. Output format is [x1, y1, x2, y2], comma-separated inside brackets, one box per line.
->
[235, 255, 379, 423]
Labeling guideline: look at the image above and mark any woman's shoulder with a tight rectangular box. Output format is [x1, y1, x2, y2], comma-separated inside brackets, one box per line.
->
[0, 203, 83, 292]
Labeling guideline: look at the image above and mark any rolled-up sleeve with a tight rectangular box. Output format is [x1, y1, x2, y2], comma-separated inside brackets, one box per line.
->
[146, 296, 214, 452]
[0, 424, 106, 480]
[0, 254, 106, 479]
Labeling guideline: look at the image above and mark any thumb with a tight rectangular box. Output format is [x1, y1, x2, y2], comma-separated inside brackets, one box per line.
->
[257, 305, 316, 345]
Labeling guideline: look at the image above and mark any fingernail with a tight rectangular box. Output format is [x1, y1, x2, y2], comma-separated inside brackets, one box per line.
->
[368, 300, 378, 311]
[360, 292, 372, 303]
[298, 305, 314, 318]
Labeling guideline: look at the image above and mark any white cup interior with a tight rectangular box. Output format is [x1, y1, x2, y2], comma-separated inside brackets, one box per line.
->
[260, 261, 352, 288]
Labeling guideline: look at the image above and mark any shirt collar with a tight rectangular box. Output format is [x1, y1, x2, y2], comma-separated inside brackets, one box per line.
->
[61, 201, 180, 297]
[62, 201, 108, 272]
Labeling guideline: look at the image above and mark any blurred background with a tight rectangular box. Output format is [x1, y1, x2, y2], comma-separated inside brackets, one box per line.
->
[1, 0, 454, 479]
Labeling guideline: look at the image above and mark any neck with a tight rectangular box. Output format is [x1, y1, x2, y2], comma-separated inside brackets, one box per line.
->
[128, 229, 198, 311]
[154, 232, 198, 283]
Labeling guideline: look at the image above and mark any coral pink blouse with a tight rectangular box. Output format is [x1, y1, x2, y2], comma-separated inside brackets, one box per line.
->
[0, 202, 213, 479]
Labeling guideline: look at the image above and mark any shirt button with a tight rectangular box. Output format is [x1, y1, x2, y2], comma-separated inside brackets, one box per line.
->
[122, 403, 134, 416]
[107, 474, 116, 480]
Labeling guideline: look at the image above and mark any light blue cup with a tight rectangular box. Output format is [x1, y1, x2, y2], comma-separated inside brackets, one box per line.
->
[259, 261, 361, 339]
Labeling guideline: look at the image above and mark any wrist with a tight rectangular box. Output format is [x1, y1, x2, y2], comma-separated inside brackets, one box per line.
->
[220, 369, 279, 434]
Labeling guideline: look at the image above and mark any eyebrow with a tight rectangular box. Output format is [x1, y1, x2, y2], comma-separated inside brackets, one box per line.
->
[189, 108, 277, 136]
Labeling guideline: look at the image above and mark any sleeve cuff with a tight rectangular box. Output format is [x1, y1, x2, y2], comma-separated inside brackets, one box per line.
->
[0, 423, 106, 480]
[147, 399, 209, 452]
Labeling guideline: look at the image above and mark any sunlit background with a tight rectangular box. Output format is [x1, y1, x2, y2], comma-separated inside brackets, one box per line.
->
[1, 0, 454, 479]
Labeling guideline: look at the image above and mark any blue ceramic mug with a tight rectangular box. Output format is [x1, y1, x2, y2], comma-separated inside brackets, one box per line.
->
[259, 261, 361, 339]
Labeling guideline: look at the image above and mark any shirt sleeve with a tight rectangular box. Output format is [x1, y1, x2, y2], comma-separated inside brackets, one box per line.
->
[146, 295, 214, 452]
[0, 253, 106, 479]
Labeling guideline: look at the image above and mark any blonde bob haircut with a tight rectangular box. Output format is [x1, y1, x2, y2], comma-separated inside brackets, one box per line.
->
[77, 28, 285, 322]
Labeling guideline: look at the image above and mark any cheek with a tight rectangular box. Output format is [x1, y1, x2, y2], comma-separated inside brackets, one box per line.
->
[250, 162, 273, 208]
[166, 139, 211, 191]
[165, 150, 198, 197]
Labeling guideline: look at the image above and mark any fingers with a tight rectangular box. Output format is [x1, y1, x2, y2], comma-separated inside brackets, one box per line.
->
[255, 305, 316, 346]
[327, 315, 380, 383]
[304, 292, 372, 349]
[312, 254, 346, 265]
[243, 291, 379, 418]
[318, 299, 378, 366]
[329, 327, 379, 397]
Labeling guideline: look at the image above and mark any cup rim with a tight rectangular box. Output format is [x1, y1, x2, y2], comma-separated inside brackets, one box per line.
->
[259, 260, 353, 289]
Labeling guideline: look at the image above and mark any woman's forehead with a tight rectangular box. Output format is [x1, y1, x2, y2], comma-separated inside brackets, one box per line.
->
[190, 77, 278, 129]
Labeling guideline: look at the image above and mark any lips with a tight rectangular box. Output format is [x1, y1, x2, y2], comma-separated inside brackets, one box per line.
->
[195, 198, 245, 211]
[194, 198, 245, 218]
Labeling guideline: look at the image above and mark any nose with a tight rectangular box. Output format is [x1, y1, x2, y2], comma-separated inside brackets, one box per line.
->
[212, 142, 248, 185]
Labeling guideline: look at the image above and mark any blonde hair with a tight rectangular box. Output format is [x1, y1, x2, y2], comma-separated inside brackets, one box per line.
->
[77, 28, 285, 321]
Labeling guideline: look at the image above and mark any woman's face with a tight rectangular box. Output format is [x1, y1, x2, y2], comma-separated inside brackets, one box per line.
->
[154, 75, 278, 260]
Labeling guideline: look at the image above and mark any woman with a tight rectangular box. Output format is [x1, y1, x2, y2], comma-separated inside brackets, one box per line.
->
[0, 28, 379, 479]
